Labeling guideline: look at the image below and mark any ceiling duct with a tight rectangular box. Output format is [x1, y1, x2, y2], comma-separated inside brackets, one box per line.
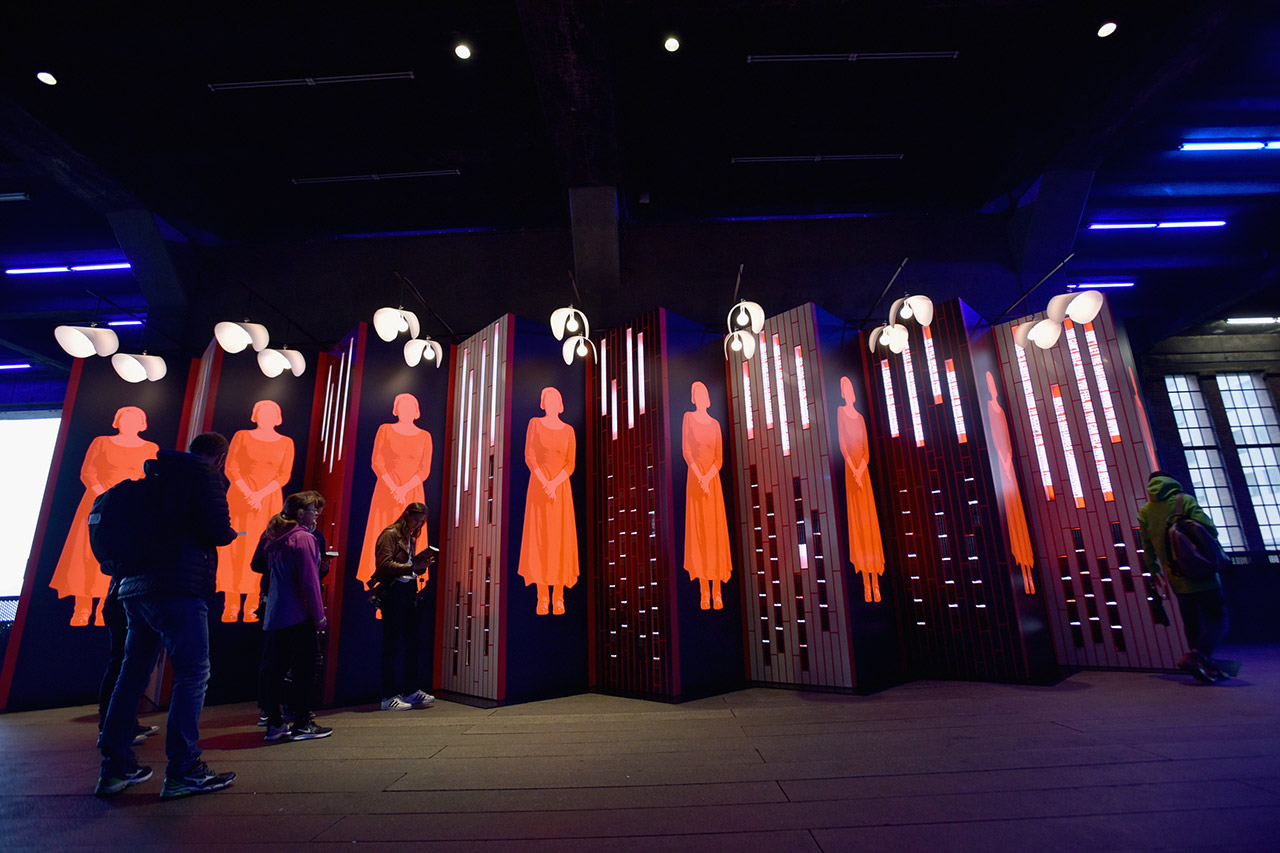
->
[207, 71, 415, 92]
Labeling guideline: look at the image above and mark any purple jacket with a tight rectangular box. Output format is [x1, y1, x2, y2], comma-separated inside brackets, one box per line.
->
[261, 524, 325, 630]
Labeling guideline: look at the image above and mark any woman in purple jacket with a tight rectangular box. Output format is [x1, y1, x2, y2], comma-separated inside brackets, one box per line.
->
[260, 492, 331, 741]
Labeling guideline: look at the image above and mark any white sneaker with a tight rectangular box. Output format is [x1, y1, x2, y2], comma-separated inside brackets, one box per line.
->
[402, 689, 435, 706]
[380, 696, 412, 711]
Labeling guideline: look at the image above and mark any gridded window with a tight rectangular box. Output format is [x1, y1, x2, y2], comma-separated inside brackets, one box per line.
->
[1217, 374, 1280, 550]
[1163, 375, 1247, 551]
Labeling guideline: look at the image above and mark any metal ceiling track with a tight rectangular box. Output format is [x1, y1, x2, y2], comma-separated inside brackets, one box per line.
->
[731, 154, 903, 163]
[291, 170, 461, 185]
[746, 51, 958, 63]
[208, 71, 415, 92]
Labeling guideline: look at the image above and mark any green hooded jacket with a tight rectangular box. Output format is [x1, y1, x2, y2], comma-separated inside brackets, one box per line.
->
[1137, 474, 1222, 595]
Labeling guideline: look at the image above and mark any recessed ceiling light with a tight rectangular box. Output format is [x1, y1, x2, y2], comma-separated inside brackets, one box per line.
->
[0, 363, 32, 370]
[664, 37, 680, 53]
[1097, 22, 1117, 38]
[1225, 317, 1279, 325]
[36, 71, 57, 86]
[455, 43, 472, 60]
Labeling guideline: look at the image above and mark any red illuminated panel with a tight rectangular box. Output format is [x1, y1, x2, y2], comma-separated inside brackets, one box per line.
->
[902, 342, 925, 447]
[1051, 384, 1087, 509]
[923, 325, 943, 404]
[944, 358, 967, 444]
[771, 334, 791, 456]
[1083, 323, 1121, 444]
[742, 361, 754, 439]
[880, 359, 900, 437]
[793, 345, 811, 430]
[1064, 321, 1114, 502]
[626, 327, 635, 430]
[759, 332, 774, 429]
[1015, 344, 1055, 501]
[637, 332, 646, 416]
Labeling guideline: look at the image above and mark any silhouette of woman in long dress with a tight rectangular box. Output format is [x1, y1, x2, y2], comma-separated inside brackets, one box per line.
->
[357, 393, 433, 589]
[837, 377, 886, 603]
[219, 400, 294, 622]
[986, 372, 1036, 594]
[517, 387, 578, 615]
[50, 406, 158, 626]
[682, 381, 732, 610]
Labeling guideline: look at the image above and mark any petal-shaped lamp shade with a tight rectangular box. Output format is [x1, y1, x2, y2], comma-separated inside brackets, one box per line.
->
[561, 335, 596, 365]
[868, 324, 888, 352]
[1045, 293, 1076, 324]
[1028, 318, 1063, 349]
[550, 307, 590, 341]
[889, 295, 934, 327]
[884, 324, 909, 354]
[111, 352, 167, 383]
[214, 321, 269, 353]
[724, 329, 757, 360]
[372, 308, 420, 342]
[1065, 289, 1105, 324]
[279, 348, 306, 377]
[54, 325, 119, 358]
[725, 300, 765, 334]
[257, 348, 292, 378]
[1013, 321, 1035, 348]
[404, 337, 444, 368]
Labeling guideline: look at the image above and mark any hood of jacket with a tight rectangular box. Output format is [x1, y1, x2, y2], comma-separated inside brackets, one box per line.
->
[263, 521, 307, 554]
[1147, 474, 1183, 502]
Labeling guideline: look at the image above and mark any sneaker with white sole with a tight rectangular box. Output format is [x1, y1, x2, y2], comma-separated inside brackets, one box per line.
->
[380, 695, 412, 711]
[160, 762, 236, 799]
[94, 764, 152, 797]
[401, 689, 435, 706]
[290, 721, 333, 740]
[264, 723, 291, 741]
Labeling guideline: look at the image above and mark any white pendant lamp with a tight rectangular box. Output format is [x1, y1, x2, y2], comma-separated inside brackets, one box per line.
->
[54, 324, 119, 358]
[726, 299, 765, 334]
[404, 337, 444, 368]
[214, 321, 269, 353]
[258, 348, 305, 378]
[111, 352, 167, 383]
[1014, 318, 1063, 350]
[724, 328, 757, 360]
[889, 295, 935, 327]
[550, 306, 590, 341]
[372, 307, 420, 343]
[1065, 289, 1104, 324]
[561, 335, 597, 366]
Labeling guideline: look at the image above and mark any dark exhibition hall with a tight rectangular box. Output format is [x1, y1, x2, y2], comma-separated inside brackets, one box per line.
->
[1, 2, 1279, 849]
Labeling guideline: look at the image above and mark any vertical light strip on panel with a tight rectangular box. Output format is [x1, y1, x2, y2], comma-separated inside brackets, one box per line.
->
[463, 367, 474, 494]
[626, 326, 634, 429]
[610, 378, 618, 440]
[1016, 344, 1055, 501]
[1083, 322, 1121, 443]
[944, 358, 967, 444]
[489, 324, 498, 447]
[320, 363, 333, 447]
[637, 332, 646, 415]
[759, 331, 774, 429]
[742, 361, 755, 440]
[923, 326, 943, 404]
[793, 345, 811, 429]
[771, 333, 790, 456]
[880, 359, 900, 437]
[475, 343, 485, 527]
[454, 352, 464, 527]
[1051, 384, 1087, 509]
[600, 338, 608, 417]
[337, 342, 353, 461]
[902, 342, 925, 447]
[1065, 321, 1114, 501]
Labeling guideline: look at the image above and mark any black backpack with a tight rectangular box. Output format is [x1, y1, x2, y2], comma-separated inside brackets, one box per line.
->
[1166, 494, 1229, 581]
[87, 476, 158, 576]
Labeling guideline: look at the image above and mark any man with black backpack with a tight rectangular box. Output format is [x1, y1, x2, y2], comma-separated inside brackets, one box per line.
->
[95, 433, 240, 798]
[1138, 471, 1230, 683]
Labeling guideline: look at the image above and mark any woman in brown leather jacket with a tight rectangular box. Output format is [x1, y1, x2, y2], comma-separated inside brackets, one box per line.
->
[368, 502, 435, 710]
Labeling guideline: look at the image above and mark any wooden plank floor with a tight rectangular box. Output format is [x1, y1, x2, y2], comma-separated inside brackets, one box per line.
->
[2, 646, 1279, 851]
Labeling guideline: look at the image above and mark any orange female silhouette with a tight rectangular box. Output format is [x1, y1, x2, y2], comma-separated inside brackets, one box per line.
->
[50, 406, 158, 626]
[986, 371, 1036, 594]
[517, 387, 579, 615]
[219, 400, 294, 622]
[837, 377, 886, 602]
[682, 381, 732, 609]
[357, 393, 433, 588]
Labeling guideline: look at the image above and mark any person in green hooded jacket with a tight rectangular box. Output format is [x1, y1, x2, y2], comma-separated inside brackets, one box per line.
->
[1137, 471, 1229, 682]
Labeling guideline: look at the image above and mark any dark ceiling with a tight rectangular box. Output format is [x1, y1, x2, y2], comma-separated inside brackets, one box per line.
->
[1, 1, 1278, 380]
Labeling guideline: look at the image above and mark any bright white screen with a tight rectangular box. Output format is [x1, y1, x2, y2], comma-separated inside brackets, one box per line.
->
[0, 414, 61, 597]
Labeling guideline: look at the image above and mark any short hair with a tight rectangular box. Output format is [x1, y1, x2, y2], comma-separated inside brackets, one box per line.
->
[188, 432, 229, 459]
[112, 406, 145, 430]
[282, 490, 325, 519]
[392, 393, 419, 418]
[251, 399, 282, 425]
[1148, 470, 1172, 481]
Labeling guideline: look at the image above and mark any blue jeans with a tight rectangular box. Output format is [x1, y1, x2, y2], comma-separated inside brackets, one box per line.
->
[99, 596, 211, 778]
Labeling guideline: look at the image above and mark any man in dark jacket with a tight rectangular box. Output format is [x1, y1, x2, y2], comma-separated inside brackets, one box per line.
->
[96, 433, 240, 798]
[1138, 471, 1229, 683]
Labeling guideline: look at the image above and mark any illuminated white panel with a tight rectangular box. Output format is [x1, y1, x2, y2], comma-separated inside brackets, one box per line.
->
[880, 359, 900, 437]
[637, 332, 646, 415]
[759, 331, 774, 428]
[1083, 322, 1121, 443]
[902, 341, 925, 447]
[1051, 384, 1087, 509]
[1016, 344, 1055, 501]
[337, 342, 353, 462]
[944, 358, 967, 444]
[464, 368, 475, 493]
[477, 339, 487, 455]
[923, 325, 943, 404]
[793, 345, 810, 429]
[626, 326, 634, 430]
[600, 338, 608, 417]
[455, 348, 469, 527]
[610, 378, 618, 440]
[742, 361, 755, 439]
[771, 333, 790, 456]
[1065, 321, 1114, 501]
[489, 326, 498, 447]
